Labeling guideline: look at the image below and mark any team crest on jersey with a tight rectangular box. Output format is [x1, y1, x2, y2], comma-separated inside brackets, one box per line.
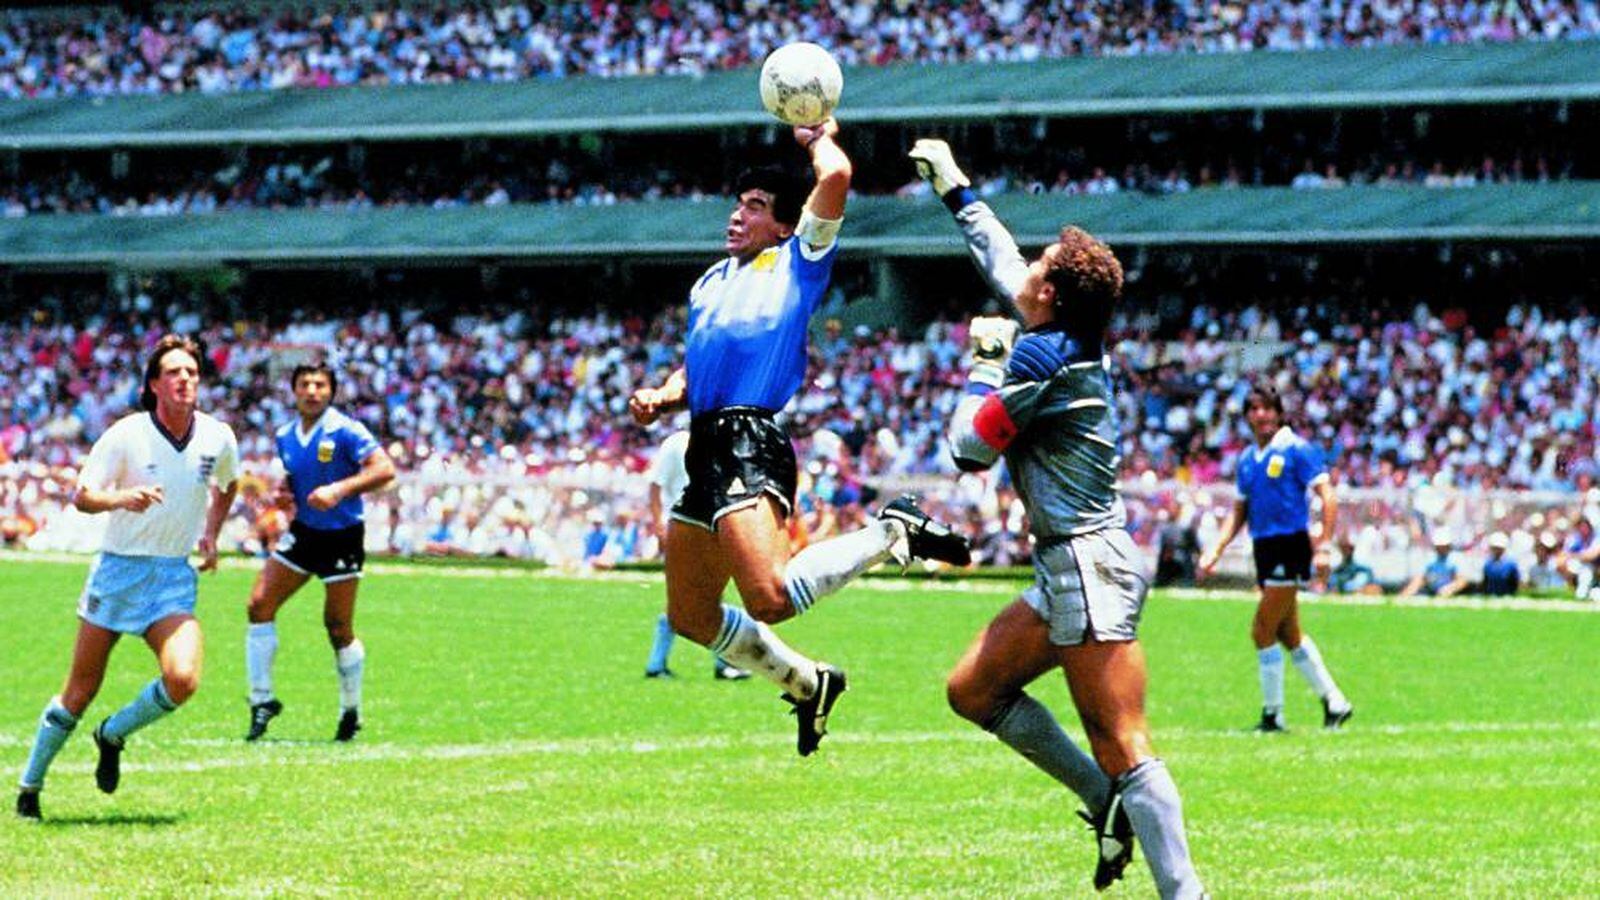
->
[198, 454, 217, 481]
[317, 439, 336, 463]
[1266, 455, 1285, 478]
[751, 247, 780, 273]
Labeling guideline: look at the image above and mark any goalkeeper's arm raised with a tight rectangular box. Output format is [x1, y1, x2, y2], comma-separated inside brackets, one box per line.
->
[908, 138, 1029, 316]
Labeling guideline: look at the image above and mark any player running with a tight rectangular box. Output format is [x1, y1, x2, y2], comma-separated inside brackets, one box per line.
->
[17, 335, 239, 820]
[910, 138, 1205, 897]
[242, 362, 396, 742]
[1198, 383, 1355, 732]
[629, 118, 970, 757]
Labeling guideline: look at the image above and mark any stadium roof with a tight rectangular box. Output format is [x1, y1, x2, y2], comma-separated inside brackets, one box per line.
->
[3, 184, 1599, 268]
[2, 42, 1599, 149]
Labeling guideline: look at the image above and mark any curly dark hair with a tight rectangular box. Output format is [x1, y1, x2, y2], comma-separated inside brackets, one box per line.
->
[1044, 226, 1122, 334]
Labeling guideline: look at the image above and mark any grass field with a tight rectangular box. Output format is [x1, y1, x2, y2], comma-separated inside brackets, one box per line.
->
[2, 557, 1598, 896]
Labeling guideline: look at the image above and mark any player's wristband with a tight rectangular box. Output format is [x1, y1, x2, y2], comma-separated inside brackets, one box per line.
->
[942, 186, 978, 214]
[968, 362, 1005, 390]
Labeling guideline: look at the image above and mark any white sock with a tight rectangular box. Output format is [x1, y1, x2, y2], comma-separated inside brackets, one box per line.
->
[708, 605, 818, 698]
[246, 622, 278, 705]
[783, 520, 899, 614]
[336, 639, 365, 712]
[1289, 635, 1348, 712]
[1257, 645, 1285, 715]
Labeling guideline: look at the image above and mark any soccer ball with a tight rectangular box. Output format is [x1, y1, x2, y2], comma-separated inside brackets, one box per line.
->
[758, 42, 843, 127]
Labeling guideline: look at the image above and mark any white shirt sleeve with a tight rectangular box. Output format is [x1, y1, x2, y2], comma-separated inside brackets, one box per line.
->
[77, 420, 127, 492]
[214, 425, 240, 489]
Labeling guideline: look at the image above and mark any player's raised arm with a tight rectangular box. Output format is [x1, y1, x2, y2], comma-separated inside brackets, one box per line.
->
[908, 138, 1027, 314]
[793, 117, 850, 250]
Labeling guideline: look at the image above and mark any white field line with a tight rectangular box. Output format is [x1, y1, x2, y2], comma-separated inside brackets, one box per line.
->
[6, 549, 1599, 611]
[5, 719, 1598, 777]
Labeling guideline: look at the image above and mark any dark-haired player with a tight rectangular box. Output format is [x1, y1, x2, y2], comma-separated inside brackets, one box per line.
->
[17, 335, 238, 820]
[629, 118, 970, 757]
[1199, 383, 1354, 732]
[909, 138, 1204, 898]
[243, 363, 395, 742]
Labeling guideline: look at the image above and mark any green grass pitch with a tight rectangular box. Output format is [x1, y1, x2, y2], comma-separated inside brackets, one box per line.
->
[3, 558, 1598, 896]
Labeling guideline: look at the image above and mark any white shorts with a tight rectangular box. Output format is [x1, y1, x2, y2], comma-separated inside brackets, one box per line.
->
[1022, 529, 1149, 646]
[77, 552, 197, 635]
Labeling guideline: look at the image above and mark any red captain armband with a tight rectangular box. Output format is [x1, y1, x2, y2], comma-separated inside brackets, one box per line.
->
[972, 394, 1018, 451]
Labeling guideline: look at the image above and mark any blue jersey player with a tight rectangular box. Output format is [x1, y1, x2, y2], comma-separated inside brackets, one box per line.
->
[1200, 384, 1354, 732]
[628, 117, 970, 757]
[911, 138, 1205, 898]
[243, 363, 395, 742]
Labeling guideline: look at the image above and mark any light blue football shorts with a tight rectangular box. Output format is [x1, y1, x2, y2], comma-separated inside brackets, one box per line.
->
[1022, 528, 1149, 647]
[77, 552, 198, 634]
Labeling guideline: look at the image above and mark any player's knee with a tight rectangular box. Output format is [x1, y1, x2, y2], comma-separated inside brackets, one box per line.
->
[741, 582, 794, 625]
[247, 589, 277, 624]
[324, 617, 354, 648]
[162, 668, 201, 705]
[667, 606, 718, 645]
[944, 677, 995, 725]
[1250, 621, 1276, 648]
[60, 685, 99, 717]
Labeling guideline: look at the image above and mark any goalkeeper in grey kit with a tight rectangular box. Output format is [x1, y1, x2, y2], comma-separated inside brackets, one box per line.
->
[910, 138, 1205, 898]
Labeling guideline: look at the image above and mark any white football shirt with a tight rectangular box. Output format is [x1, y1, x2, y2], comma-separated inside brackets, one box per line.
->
[76, 411, 240, 558]
[649, 430, 691, 527]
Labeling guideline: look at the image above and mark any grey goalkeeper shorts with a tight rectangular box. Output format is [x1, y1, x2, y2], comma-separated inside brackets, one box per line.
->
[1022, 528, 1149, 646]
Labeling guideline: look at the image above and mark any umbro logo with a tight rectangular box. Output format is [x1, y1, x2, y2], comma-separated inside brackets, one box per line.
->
[1272, 565, 1286, 577]
[727, 476, 747, 495]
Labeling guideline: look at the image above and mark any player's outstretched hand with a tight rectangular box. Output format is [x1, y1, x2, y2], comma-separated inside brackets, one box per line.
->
[120, 485, 164, 513]
[1196, 549, 1220, 580]
[794, 117, 839, 149]
[908, 138, 971, 196]
[629, 387, 665, 426]
[197, 535, 219, 572]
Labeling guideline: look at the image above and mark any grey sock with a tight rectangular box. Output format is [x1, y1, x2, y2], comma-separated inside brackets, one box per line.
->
[1119, 758, 1204, 900]
[987, 693, 1111, 812]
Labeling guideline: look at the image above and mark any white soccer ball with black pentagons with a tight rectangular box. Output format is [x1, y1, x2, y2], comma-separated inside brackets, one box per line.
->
[759, 42, 843, 127]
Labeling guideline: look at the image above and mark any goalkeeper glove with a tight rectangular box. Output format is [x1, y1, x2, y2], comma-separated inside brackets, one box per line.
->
[968, 315, 1019, 388]
[908, 138, 971, 197]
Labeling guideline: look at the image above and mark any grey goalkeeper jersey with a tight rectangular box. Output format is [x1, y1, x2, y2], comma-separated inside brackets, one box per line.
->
[946, 200, 1126, 539]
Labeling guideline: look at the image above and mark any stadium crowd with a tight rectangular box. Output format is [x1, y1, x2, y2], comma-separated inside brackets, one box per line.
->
[1, 280, 1597, 597]
[1, 147, 1574, 220]
[2, 0, 1600, 101]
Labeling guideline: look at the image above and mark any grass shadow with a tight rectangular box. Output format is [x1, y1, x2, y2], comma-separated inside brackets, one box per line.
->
[42, 812, 184, 828]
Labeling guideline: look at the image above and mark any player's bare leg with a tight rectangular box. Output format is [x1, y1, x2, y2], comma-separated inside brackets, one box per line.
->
[1063, 639, 1203, 899]
[1267, 586, 1352, 728]
[323, 578, 364, 741]
[1251, 585, 1298, 730]
[244, 558, 308, 740]
[18, 622, 120, 817]
[668, 505, 840, 755]
[948, 599, 1119, 885]
[91, 614, 201, 795]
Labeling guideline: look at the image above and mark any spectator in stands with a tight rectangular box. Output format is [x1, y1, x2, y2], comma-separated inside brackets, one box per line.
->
[1399, 530, 1472, 598]
[1327, 534, 1382, 595]
[1479, 532, 1521, 596]
[1526, 531, 1569, 590]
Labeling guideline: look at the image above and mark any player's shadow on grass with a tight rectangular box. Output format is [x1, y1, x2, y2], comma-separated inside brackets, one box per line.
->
[43, 812, 184, 828]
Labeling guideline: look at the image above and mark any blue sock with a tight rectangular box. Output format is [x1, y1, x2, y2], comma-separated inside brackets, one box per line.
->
[101, 679, 178, 744]
[647, 613, 675, 674]
[19, 698, 78, 790]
